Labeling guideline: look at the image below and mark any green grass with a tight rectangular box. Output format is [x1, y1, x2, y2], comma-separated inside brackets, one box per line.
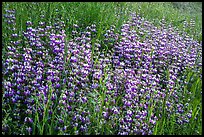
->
[2, 2, 130, 40]
[128, 2, 202, 42]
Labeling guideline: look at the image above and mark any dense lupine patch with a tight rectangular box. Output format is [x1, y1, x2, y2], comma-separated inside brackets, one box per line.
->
[2, 7, 202, 135]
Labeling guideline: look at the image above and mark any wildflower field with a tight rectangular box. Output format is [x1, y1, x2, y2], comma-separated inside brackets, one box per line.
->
[2, 2, 202, 135]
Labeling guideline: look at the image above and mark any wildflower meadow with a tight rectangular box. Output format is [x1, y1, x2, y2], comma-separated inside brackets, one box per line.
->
[2, 2, 202, 135]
